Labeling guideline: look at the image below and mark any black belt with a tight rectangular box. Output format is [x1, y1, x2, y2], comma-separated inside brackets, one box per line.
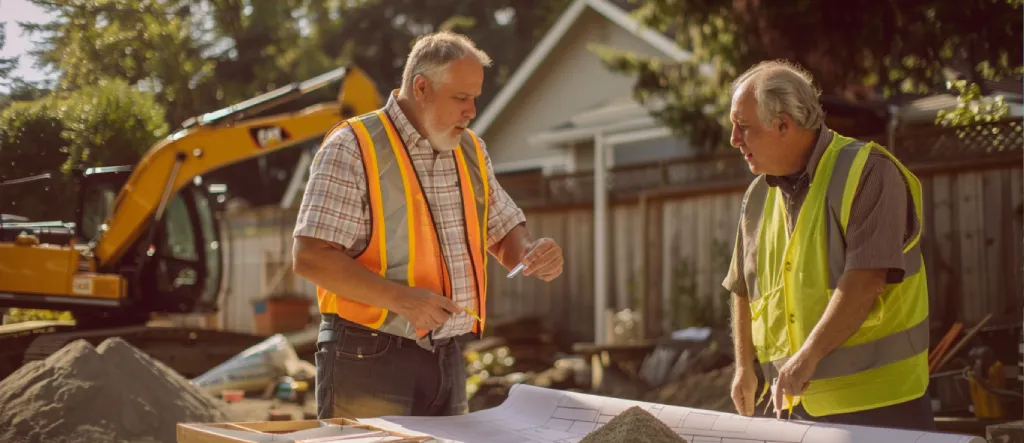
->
[317, 313, 456, 350]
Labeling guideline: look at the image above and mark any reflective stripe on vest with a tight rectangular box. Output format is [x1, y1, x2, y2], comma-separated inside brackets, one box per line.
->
[741, 131, 930, 416]
[315, 110, 490, 343]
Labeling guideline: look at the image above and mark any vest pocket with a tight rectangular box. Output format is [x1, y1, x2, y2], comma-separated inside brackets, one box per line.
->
[751, 284, 791, 360]
[749, 294, 768, 350]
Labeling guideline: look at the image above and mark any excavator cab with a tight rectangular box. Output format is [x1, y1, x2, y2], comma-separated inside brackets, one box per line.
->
[29, 165, 223, 326]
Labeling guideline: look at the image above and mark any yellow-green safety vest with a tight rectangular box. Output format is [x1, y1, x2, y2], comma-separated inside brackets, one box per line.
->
[739, 131, 930, 417]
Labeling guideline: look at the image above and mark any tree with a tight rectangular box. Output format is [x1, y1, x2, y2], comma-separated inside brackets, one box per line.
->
[311, 0, 572, 111]
[0, 22, 18, 85]
[0, 78, 167, 222]
[19, 0, 332, 128]
[594, 0, 1024, 151]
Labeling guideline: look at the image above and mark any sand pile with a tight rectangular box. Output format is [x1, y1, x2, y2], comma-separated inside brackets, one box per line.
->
[0, 337, 229, 443]
[579, 406, 687, 443]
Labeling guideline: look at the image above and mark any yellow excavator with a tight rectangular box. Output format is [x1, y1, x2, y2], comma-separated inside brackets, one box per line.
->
[0, 66, 383, 380]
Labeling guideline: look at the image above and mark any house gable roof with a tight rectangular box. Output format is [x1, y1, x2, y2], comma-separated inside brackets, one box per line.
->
[471, 0, 689, 136]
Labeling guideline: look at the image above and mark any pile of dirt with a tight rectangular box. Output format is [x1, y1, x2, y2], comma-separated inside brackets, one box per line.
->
[0, 337, 229, 443]
[579, 406, 688, 443]
[644, 363, 735, 413]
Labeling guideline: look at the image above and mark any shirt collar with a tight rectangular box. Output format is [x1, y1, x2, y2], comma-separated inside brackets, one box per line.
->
[382, 89, 434, 153]
[765, 124, 834, 189]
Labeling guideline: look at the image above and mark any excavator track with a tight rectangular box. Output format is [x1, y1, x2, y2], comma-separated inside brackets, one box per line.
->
[0, 321, 267, 382]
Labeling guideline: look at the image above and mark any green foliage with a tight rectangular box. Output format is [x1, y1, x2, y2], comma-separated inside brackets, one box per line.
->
[595, 0, 1024, 151]
[667, 237, 733, 330]
[3, 308, 74, 324]
[57, 79, 169, 173]
[936, 80, 1011, 127]
[0, 79, 166, 222]
[0, 98, 74, 220]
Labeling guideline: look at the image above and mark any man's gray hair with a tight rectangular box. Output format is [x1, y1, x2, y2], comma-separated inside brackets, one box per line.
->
[401, 30, 492, 90]
[731, 60, 825, 130]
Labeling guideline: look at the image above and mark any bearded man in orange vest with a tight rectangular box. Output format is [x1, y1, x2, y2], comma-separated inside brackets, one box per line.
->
[292, 31, 564, 420]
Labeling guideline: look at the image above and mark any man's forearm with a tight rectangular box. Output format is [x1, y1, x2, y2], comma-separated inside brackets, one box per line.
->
[732, 293, 756, 370]
[292, 236, 408, 311]
[801, 269, 887, 360]
[490, 223, 532, 270]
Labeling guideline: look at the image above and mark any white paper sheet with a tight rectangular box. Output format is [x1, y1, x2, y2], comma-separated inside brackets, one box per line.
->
[358, 384, 986, 443]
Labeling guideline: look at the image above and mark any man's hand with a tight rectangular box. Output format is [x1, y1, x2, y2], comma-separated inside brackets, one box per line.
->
[392, 287, 461, 331]
[771, 347, 821, 417]
[521, 238, 563, 281]
[731, 365, 759, 416]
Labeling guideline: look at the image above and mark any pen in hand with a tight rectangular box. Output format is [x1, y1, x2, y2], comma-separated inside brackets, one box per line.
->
[507, 262, 526, 278]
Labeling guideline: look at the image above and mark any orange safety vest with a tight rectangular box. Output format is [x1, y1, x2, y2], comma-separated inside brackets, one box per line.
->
[315, 109, 490, 341]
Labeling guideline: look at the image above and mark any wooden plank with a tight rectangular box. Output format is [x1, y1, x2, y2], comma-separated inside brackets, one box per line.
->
[678, 198, 698, 329]
[956, 172, 985, 324]
[929, 175, 958, 327]
[918, 175, 942, 327]
[661, 201, 682, 332]
[1011, 168, 1024, 318]
[612, 205, 629, 311]
[712, 193, 736, 322]
[981, 170, 1005, 318]
[574, 209, 595, 341]
[645, 197, 664, 338]
[696, 196, 712, 310]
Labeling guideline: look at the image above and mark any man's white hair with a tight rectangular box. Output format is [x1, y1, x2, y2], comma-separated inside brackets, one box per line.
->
[402, 30, 492, 90]
[731, 60, 825, 130]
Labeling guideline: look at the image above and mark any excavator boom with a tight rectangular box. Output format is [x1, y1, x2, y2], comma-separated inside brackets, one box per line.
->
[94, 66, 381, 268]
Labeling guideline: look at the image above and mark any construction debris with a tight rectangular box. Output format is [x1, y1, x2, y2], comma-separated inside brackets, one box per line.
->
[464, 317, 736, 415]
[578, 406, 687, 443]
[464, 318, 589, 412]
[644, 363, 735, 413]
[0, 338, 228, 443]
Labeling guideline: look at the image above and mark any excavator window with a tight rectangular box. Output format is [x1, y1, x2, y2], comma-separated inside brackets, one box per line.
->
[161, 198, 199, 262]
[194, 186, 222, 309]
[140, 184, 221, 314]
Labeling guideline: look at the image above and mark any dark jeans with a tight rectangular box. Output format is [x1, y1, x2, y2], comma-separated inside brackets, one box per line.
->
[315, 314, 469, 419]
[757, 392, 937, 431]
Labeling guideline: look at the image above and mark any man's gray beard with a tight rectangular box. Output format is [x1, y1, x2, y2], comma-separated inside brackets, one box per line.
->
[428, 133, 459, 152]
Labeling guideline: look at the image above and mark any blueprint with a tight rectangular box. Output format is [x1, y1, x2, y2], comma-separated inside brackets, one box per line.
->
[358, 384, 986, 443]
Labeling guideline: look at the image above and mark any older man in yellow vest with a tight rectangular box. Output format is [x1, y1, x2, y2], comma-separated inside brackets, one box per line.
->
[721, 60, 934, 431]
[292, 31, 564, 420]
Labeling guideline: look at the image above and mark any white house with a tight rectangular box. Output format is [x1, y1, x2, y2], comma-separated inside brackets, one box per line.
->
[472, 0, 696, 177]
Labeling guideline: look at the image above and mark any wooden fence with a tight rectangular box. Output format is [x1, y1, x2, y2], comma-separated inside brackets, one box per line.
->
[216, 119, 1024, 346]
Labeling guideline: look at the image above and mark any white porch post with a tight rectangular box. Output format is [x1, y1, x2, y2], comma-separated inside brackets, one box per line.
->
[593, 132, 608, 345]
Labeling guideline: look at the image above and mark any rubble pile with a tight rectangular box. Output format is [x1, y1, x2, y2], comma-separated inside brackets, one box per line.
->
[641, 344, 735, 413]
[465, 318, 588, 411]
[643, 363, 735, 412]
[0, 338, 228, 443]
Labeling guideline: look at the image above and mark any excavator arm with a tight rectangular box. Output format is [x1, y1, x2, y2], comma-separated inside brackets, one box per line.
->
[92, 66, 382, 268]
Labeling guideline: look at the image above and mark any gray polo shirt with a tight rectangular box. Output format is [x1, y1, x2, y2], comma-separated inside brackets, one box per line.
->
[722, 125, 919, 298]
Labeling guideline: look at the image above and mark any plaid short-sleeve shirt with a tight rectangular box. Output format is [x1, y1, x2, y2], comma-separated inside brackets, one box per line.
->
[293, 91, 527, 338]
